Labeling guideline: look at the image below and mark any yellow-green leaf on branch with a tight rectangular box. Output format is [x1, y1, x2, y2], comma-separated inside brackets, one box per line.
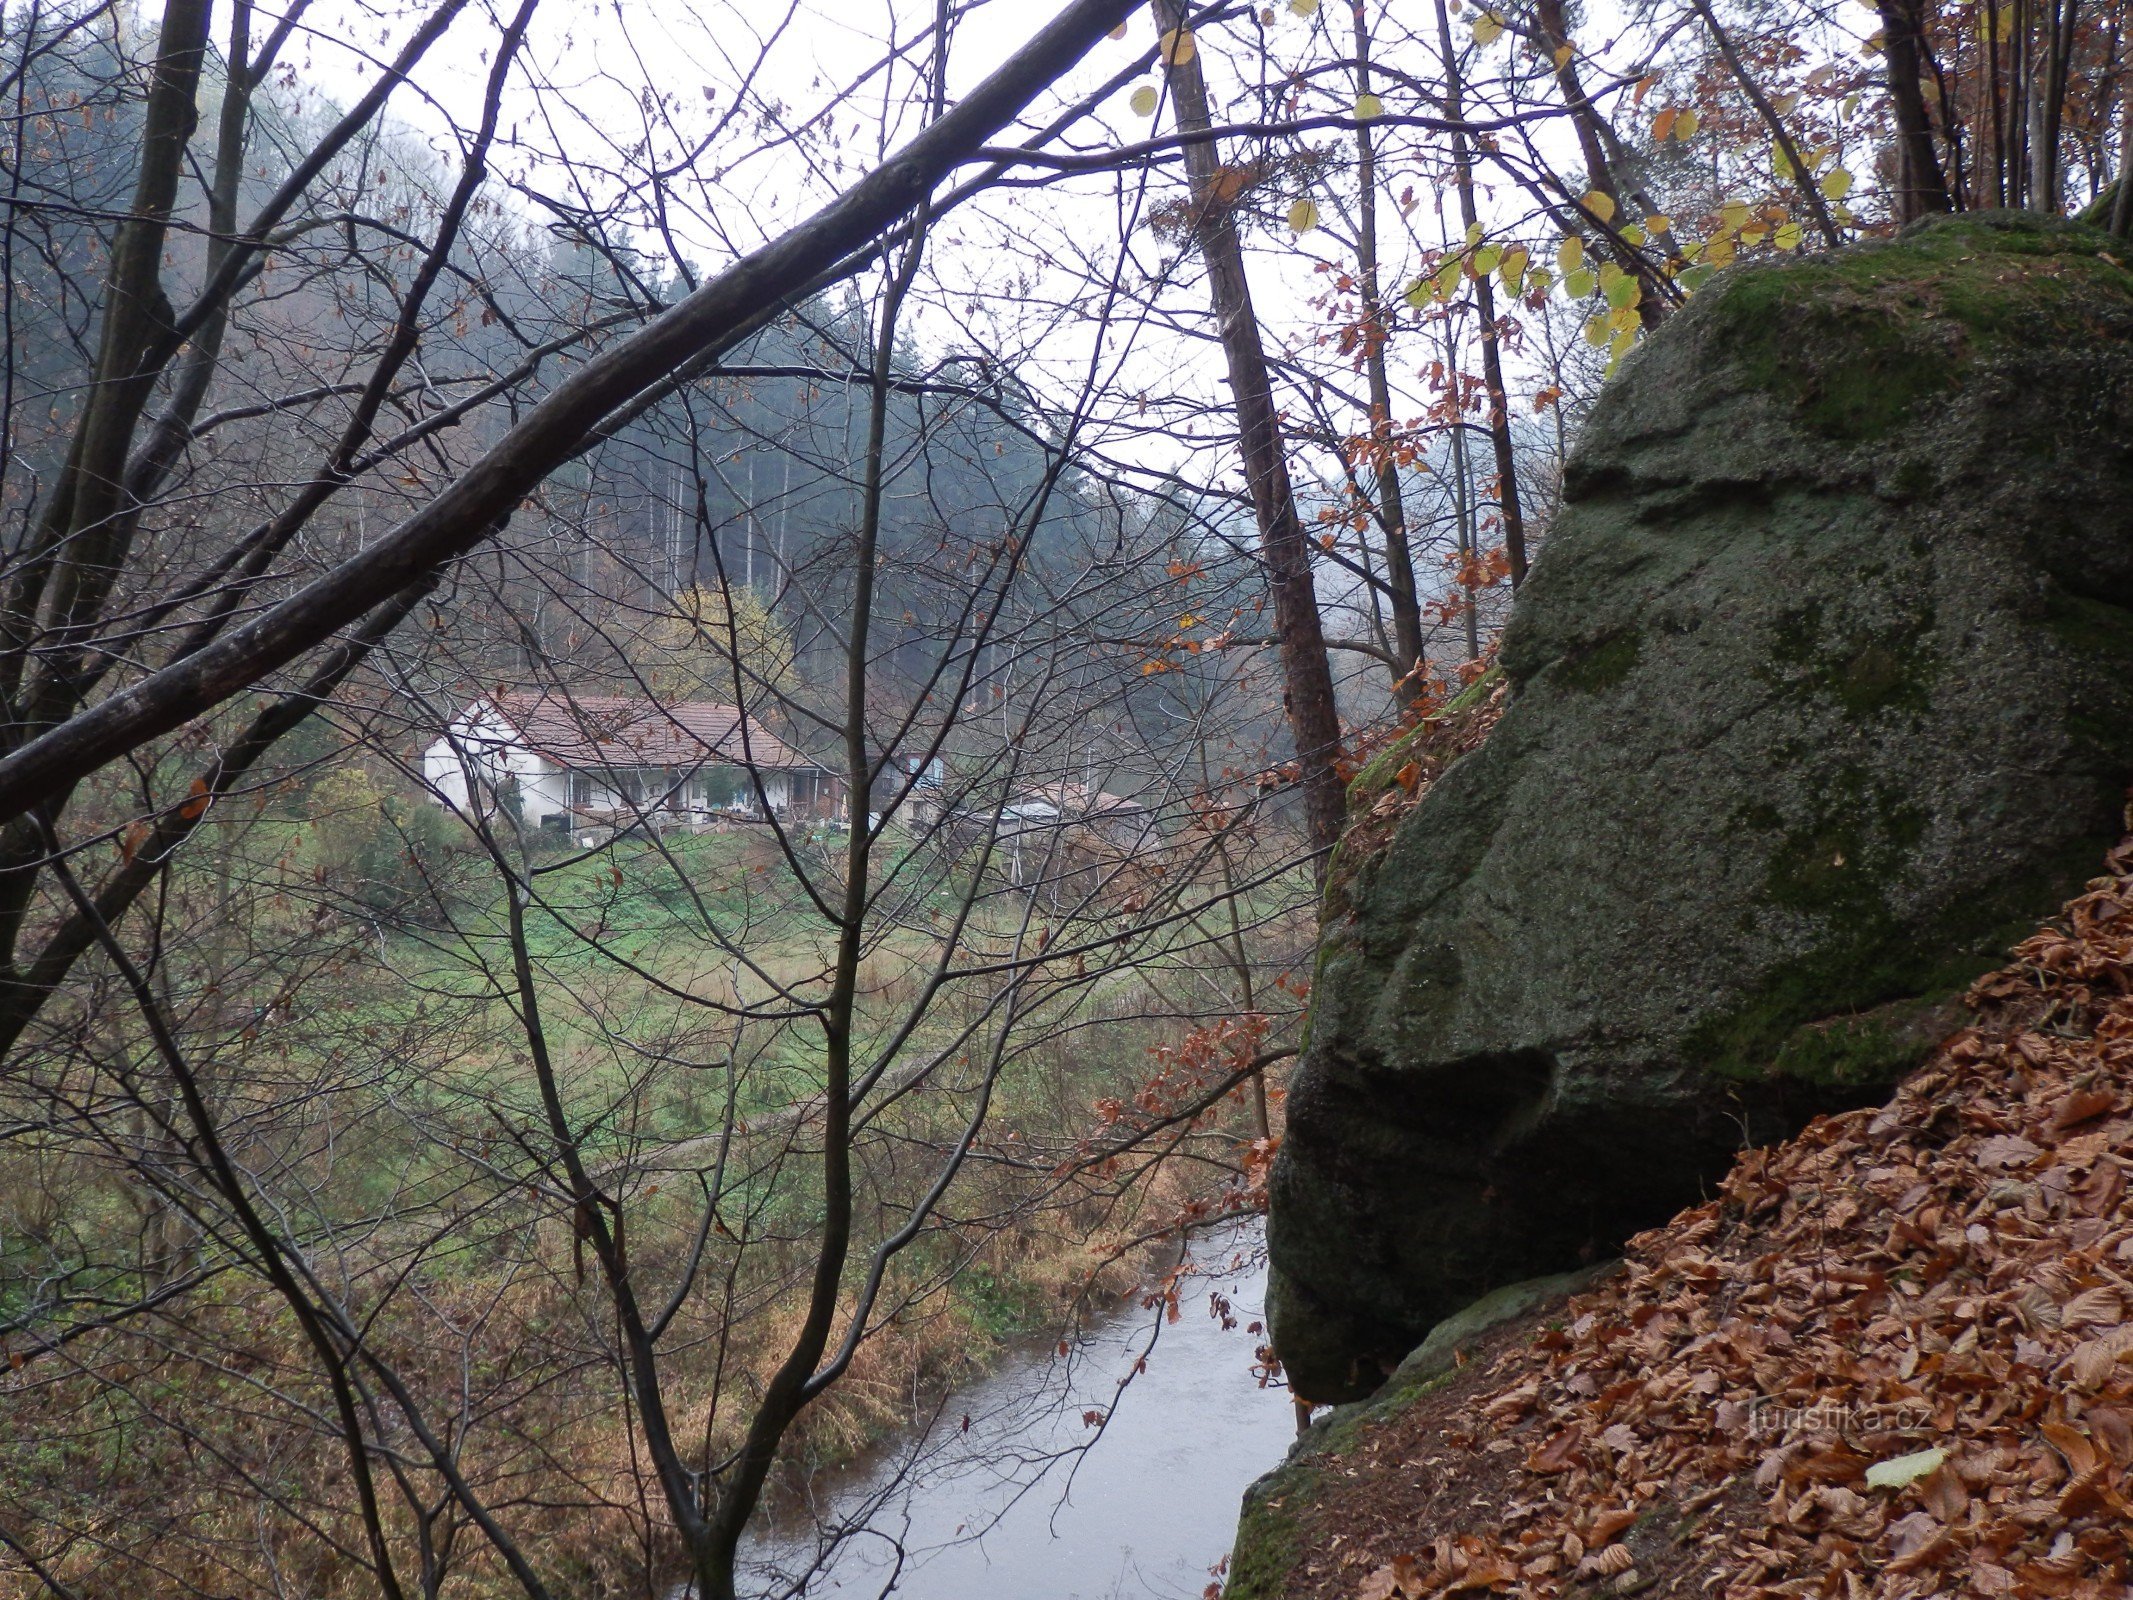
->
[1497, 244, 1529, 294]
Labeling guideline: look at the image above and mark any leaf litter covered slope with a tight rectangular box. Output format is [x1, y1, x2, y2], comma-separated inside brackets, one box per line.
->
[1271, 836, 2133, 1600]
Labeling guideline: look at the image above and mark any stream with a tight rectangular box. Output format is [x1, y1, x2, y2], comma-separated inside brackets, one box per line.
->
[739, 1221, 1294, 1599]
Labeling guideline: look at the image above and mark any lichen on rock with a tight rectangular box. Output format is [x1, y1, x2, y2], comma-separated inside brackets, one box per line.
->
[1269, 211, 2133, 1405]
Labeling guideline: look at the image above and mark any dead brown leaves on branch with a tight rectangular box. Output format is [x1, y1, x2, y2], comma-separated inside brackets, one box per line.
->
[1324, 837, 2133, 1600]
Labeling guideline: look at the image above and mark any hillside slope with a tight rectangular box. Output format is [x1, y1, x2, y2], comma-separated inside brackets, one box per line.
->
[1231, 833, 2133, 1598]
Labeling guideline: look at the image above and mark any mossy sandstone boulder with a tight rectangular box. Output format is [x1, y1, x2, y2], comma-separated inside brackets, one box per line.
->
[1269, 212, 2133, 1404]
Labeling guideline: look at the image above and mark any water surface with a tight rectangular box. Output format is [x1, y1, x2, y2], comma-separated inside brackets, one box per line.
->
[743, 1222, 1292, 1599]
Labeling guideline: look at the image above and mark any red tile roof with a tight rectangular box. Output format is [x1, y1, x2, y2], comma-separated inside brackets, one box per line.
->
[479, 694, 813, 772]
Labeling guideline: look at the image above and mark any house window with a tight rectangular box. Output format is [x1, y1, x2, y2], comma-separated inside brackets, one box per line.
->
[571, 773, 593, 808]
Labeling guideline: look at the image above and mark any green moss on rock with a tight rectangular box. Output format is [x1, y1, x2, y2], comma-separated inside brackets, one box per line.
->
[1224, 1477, 1312, 1600]
[1709, 212, 2133, 442]
[1552, 627, 1642, 693]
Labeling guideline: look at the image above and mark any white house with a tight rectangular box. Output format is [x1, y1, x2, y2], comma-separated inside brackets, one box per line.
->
[422, 693, 839, 832]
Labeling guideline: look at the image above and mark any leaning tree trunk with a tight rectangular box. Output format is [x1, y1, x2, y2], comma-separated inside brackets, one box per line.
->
[1151, 0, 1345, 872]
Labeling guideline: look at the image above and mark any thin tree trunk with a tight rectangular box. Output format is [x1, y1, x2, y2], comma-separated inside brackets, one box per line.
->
[2031, 0, 2081, 208]
[1431, 0, 1529, 587]
[1348, 7, 1426, 685]
[2112, 74, 2133, 233]
[1449, 403, 1481, 663]
[2030, 1, 2055, 205]
[2011, 0, 2032, 206]
[698, 164, 927, 1600]
[1152, 0, 1345, 871]
[1879, 0, 1957, 218]
[1685, 0, 1844, 244]
[1987, 0, 2008, 206]
[0, 0, 211, 984]
[1530, 0, 1671, 328]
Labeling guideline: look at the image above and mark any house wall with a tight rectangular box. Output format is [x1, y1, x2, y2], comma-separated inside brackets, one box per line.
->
[523, 761, 569, 824]
[423, 705, 568, 824]
[554, 764, 797, 823]
[421, 735, 470, 809]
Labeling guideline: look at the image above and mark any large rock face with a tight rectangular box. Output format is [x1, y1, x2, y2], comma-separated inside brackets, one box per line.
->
[1270, 213, 2133, 1403]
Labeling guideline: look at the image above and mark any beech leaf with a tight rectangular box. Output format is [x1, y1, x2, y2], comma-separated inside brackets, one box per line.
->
[1865, 1446, 1948, 1490]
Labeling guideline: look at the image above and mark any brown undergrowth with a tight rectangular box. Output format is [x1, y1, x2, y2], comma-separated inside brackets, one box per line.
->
[1259, 838, 2133, 1600]
[0, 1106, 1228, 1599]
